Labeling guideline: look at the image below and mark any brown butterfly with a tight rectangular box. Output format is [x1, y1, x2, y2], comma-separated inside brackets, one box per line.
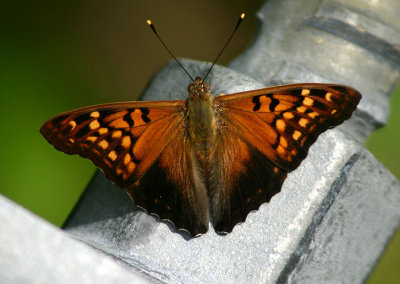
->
[41, 77, 361, 236]
[40, 15, 361, 236]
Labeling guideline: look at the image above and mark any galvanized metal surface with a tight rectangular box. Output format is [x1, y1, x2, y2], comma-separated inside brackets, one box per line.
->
[0, 194, 155, 284]
[2, 0, 400, 283]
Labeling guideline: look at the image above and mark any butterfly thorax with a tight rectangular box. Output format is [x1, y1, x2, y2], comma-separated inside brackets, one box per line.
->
[186, 77, 218, 162]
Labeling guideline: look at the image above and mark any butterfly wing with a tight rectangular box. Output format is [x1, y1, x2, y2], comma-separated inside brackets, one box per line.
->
[216, 83, 361, 171]
[126, 129, 210, 236]
[211, 83, 361, 233]
[41, 100, 211, 236]
[41, 101, 185, 188]
[208, 128, 288, 233]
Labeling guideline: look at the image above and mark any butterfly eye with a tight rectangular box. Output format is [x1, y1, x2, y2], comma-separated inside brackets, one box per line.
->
[188, 84, 196, 93]
[203, 82, 210, 92]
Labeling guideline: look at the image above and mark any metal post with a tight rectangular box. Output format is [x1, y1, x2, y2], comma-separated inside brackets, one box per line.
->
[1, 0, 399, 283]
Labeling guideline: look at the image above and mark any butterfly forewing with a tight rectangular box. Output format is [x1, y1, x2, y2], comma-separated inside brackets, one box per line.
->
[40, 101, 185, 188]
[216, 83, 361, 171]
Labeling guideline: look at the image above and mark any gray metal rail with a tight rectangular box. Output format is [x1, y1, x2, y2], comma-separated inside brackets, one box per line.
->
[1, 0, 399, 283]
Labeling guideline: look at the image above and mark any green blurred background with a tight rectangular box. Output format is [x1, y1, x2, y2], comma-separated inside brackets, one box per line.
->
[0, 1, 399, 282]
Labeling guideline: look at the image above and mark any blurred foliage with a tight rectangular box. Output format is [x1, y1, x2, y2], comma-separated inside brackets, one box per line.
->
[0, 1, 398, 283]
[366, 86, 400, 284]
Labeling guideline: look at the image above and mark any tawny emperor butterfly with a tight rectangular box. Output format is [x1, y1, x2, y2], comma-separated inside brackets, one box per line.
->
[41, 14, 361, 236]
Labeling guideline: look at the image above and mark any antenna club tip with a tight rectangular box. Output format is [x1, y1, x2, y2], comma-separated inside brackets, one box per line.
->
[146, 19, 152, 26]
[240, 13, 245, 19]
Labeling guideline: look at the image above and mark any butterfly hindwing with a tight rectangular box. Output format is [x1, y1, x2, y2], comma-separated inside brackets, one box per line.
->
[40, 101, 185, 188]
[126, 130, 210, 236]
[209, 128, 287, 233]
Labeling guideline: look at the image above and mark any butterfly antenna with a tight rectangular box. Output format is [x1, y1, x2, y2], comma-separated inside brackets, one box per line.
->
[146, 19, 195, 83]
[203, 13, 245, 82]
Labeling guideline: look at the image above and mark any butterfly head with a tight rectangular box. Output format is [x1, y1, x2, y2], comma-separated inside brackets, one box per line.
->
[188, 77, 211, 94]
[186, 76, 215, 110]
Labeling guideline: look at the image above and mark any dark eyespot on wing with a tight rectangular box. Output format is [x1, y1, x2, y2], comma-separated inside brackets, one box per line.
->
[268, 95, 280, 111]
[140, 108, 151, 123]
[123, 112, 135, 126]
[74, 113, 92, 125]
[252, 96, 261, 111]
[306, 88, 326, 97]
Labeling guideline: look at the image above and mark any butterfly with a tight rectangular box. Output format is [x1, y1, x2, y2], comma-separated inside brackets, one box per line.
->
[41, 76, 361, 236]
